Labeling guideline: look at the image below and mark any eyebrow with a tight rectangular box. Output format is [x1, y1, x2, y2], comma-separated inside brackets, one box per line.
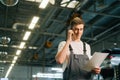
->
[74, 27, 84, 29]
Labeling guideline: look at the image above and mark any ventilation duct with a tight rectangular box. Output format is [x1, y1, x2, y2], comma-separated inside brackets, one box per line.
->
[1, 0, 19, 6]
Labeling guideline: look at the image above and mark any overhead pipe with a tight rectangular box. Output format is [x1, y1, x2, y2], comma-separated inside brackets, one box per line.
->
[0, 23, 29, 32]
[12, 22, 40, 30]
[12, 23, 28, 29]
[0, 23, 32, 32]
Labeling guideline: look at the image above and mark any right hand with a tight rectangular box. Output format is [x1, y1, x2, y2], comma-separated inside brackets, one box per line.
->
[67, 29, 74, 43]
[92, 67, 101, 74]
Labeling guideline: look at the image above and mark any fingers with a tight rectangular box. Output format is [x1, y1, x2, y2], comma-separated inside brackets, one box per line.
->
[67, 30, 74, 42]
[92, 67, 101, 74]
[68, 30, 74, 35]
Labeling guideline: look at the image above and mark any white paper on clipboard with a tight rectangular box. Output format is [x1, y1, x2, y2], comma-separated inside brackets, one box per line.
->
[83, 52, 109, 71]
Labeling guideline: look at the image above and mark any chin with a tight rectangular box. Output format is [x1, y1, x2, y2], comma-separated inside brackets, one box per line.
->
[76, 37, 81, 39]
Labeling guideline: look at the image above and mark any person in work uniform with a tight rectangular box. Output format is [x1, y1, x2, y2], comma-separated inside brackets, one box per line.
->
[55, 17, 101, 80]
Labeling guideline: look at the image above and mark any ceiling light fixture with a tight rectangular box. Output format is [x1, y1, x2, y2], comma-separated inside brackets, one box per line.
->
[16, 50, 21, 55]
[5, 64, 14, 78]
[61, 0, 79, 8]
[23, 31, 31, 40]
[49, 0, 55, 5]
[39, 0, 49, 9]
[19, 42, 25, 49]
[12, 60, 16, 64]
[13, 56, 18, 60]
[67, 0, 79, 8]
[61, 0, 70, 7]
[28, 16, 39, 29]
[26, 0, 40, 2]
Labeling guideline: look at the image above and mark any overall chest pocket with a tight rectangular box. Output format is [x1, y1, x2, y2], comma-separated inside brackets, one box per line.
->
[74, 54, 89, 68]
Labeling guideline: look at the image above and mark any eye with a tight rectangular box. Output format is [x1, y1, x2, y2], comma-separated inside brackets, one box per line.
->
[80, 28, 83, 31]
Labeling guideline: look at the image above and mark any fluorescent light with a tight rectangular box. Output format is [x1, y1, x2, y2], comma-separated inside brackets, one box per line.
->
[36, 73, 62, 78]
[61, 0, 70, 7]
[29, 23, 36, 30]
[67, 0, 79, 8]
[61, 0, 70, 4]
[26, 0, 41, 2]
[29, 46, 38, 49]
[11, 64, 15, 67]
[16, 50, 21, 55]
[51, 68, 63, 72]
[5, 65, 13, 78]
[12, 60, 16, 64]
[29, 16, 39, 29]
[31, 16, 39, 24]
[23, 31, 31, 40]
[14, 56, 18, 60]
[39, 0, 49, 9]
[19, 42, 25, 49]
[49, 0, 55, 5]
[61, 0, 79, 8]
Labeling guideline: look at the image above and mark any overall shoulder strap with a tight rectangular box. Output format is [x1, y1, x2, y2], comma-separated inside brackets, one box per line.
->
[69, 45, 73, 51]
[83, 42, 87, 55]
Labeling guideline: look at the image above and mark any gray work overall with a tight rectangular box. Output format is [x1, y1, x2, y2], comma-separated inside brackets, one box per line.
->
[63, 42, 91, 80]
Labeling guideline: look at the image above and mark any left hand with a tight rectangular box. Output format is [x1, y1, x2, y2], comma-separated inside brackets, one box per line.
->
[92, 67, 101, 74]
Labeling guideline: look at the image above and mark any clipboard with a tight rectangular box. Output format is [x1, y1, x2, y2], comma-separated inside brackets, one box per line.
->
[83, 52, 109, 71]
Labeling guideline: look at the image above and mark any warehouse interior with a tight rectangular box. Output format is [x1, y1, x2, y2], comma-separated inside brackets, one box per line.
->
[0, 0, 120, 80]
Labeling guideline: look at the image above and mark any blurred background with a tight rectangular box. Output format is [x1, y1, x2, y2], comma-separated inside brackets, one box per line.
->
[0, 0, 120, 80]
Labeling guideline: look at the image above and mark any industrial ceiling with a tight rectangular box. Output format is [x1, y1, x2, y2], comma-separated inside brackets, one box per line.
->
[0, 0, 120, 75]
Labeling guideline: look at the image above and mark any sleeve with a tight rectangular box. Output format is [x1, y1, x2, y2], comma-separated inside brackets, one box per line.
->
[57, 41, 70, 56]
[57, 41, 66, 53]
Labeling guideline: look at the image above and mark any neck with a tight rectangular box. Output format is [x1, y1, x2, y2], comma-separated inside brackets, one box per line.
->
[73, 38, 81, 42]
[72, 35, 82, 42]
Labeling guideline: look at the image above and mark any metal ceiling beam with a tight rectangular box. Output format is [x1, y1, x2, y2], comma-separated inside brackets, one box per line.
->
[91, 23, 120, 46]
[94, 23, 120, 39]
[80, 0, 94, 10]
[81, 1, 120, 41]
[81, 10, 120, 18]
[91, 29, 120, 46]
[82, 0, 120, 25]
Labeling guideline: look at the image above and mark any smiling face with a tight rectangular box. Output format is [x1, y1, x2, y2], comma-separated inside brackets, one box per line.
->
[72, 24, 84, 40]
[70, 17, 85, 41]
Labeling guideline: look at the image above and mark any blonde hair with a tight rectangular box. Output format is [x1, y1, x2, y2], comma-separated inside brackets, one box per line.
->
[70, 17, 84, 28]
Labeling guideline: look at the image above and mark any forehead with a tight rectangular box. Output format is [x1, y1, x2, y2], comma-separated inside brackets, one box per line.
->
[73, 24, 84, 29]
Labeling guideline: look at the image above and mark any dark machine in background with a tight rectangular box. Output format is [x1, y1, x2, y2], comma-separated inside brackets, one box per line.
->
[101, 48, 120, 80]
